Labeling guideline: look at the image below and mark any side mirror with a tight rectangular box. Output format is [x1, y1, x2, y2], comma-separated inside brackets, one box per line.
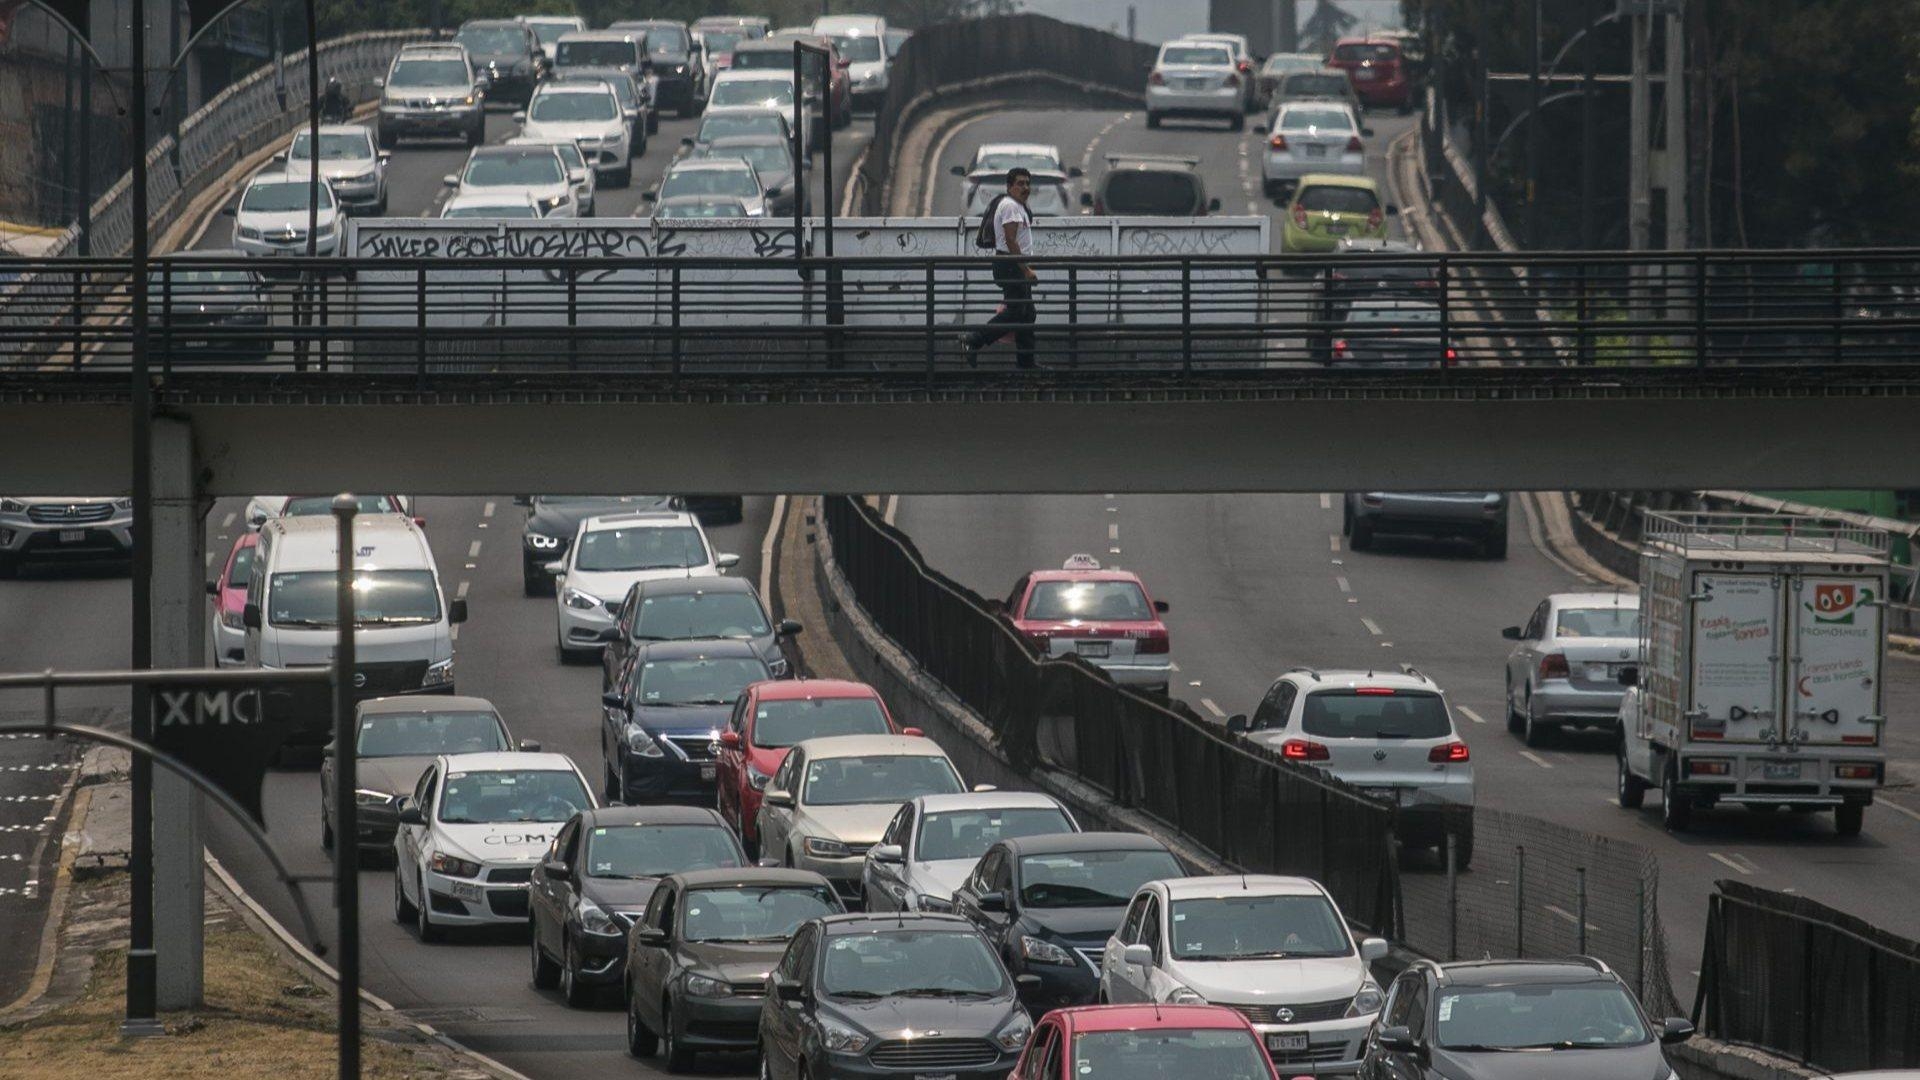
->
[1359, 936, 1389, 962]
[1617, 666, 1639, 687]
[949, 164, 966, 176]
[1253, 124, 1268, 135]
[766, 184, 783, 198]
[1376, 1024, 1416, 1053]
[1068, 165, 1083, 178]
[512, 110, 527, 123]
[541, 858, 571, 882]
[378, 151, 392, 163]
[243, 603, 262, 629]
[373, 78, 385, 89]
[545, 560, 566, 576]
[641, 190, 659, 202]
[680, 136, 694, 147]
[1500, 626, 1522, 640]
[1658, 1017, 1695, 1044]
[756, 856, 782, 868]
[1153, 599, 1170, 614]
[802, 158, 814, 169]
[1361, 126, 1375, 137]
[442, 174, 459, 188]
[1122, 943, 1154, 968]
[984, 599, 1006, 616]
[1079, 192, 1094, 208]
[205, 580, 220, 596]
[1386, 205, 1400, 215]
[606, 601, 623, 619]
[602, 691, 624, 710]
[517, 739, 542, 752]
[716, 552, 741, 569]
[1226, 714, 1250, 735]
[320, 743, 335, 757]
[637, 926, 668, 946]
[777, 618, 803, 637]
[762, 787, 793, 808]
[270, 152, 288, 166]
[976, 891, 1007, 914]
[397, 805, 425, 826]
[448, 598, 468, 624]
[870, 843, 903, 864]
[837, 58, 851, 69]
[719, 730, 742, 749]
[775, 977, 805, 1003]
[1207, 197, 1222, 212]
[597, 627, 622, 643]
[512, 495, 532, 506]
[220, 206, 237, 217]
[1014, 973, 1042, 992]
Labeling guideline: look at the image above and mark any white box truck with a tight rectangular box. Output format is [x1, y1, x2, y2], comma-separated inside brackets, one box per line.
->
[1617, 512, 1889, 835]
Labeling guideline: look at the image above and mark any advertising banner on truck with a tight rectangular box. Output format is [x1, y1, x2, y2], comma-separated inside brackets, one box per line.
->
[1688, 573, 1779, 742]
[1792, 576, 1885, 746]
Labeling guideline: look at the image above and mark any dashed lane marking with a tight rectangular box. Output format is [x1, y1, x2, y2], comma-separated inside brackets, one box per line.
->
[467, 540, 482, 559]
[1319, 493, 1331, 510]
[1335, 576, 1351, 593]
[1543, 904, 1600, 932]
[1518, 751, 1554, 770]
[1199, 698, 1225, 718]
[1879, 797, 1920, 823]
[1457, 705, 1487, 725]
[456, 580, 471, 600]
[1107, 523, 1119, 541]
[204, 551, 214, 567]
[221, 511, 236, 528]
[1708, 852, 1759, 875]
[1360, 617, 1383, 636]
[1329, 535, 1340, 552]
[482, 501, 496, 518]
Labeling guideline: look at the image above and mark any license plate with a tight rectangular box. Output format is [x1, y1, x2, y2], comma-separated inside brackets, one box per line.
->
[58, 530, 85, 543]
[451, 881, 483, 903]
[1763, 762, 1801, 780]
[1361, 786, 1397, 802]
[1077, 641, 1109, 658]
[1584, 662, 1613, 681]
[915, 1074, 958, 1080]
[1267, 1032, 1309, 1052]
[1355, 68, 1378, 80]
[1304, 145, 1326, 158]
[1325, 222, 1348, 235]
[1185, 78, 1209, 90]
[700, 763, 716, 782]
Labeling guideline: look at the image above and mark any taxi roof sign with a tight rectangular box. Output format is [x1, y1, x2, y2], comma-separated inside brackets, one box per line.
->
[1062, 554, 1103, 571]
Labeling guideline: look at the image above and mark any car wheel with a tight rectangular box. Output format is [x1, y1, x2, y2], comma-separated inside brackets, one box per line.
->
[1341, 500, 1353, 535]
[320, 806, 334, 851]
[678, 99, 697, 120]
[604, 758, 621, 804]
[1482, 529, 1509, 560]
[1229, 112, 1244, 132]
[1835, 802, 1864, 836]
[786, 841, 801, 869]
[532, 924, 561, 989]
[633, 129, 648, 157]
[647, 113, 659, 135]
[1617, 743, 1648, 808]
[415, 873, 443, 942]
[393, 868, 416, 923]
[523, 564, 547, 596]
[760, 1047, 774, 1080]
[1505, 676, 1525, 734]
[1145, 111, 1160, 129]
[1348, 517, 1375, 551]
[561, 934, 595, 1007]
[626, 982, 659, 1057]
[1661, 759, 1692, 832]
[376, 126, 396, 150]
[662, 1002, 695, 1071]
[1522, 698, 1552, 747]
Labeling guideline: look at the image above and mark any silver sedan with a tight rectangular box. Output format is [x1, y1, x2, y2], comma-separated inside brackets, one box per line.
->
[1261, 101, 1368, 197]
[1502, 591, 1643, 746]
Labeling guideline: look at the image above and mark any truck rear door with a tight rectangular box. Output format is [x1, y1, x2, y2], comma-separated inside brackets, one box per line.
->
[1687, 572, 1780, 744]
[1789, 572, 1886, 748]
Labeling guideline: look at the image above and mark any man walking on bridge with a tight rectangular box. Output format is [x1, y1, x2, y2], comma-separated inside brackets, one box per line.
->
[963, 166, 1038, 369]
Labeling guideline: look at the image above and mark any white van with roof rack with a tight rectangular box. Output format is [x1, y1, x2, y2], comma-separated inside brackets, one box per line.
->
[244, 513, 466, 753]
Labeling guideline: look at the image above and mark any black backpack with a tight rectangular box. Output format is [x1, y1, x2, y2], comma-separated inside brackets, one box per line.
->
[974, 194, 1008, 250]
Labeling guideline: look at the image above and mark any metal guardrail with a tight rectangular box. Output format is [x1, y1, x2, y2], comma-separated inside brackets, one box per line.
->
[10, 248, 1920, 375]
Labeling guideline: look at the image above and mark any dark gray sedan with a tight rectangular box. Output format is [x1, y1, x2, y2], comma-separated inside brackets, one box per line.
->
[692, 133, 807, 216]
[320, 695, 530, 853]
[149, 251, 271, 362]
[600, 574, 800, 691]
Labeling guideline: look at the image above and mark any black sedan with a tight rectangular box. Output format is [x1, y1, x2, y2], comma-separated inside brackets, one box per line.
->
[601, 638, 770, 803]
[691, 134, 807, 217]
[624, 867, 843, 1069]
[518, 494, 680, 594]
[320, 695, 529, 854]
[454, 18, 548, 106]
[529, 804, 747, 1007]
[149, 251, 271, 362]
[610, 20, 705, 117]
[760, 913, 1039, 1080]
[951, 832, 1185, 1015]
[600, 574, 799, 691]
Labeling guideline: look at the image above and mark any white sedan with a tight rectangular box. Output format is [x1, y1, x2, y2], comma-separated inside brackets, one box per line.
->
[443, 145, 577, 218]
[228, 174, 343, 257]
[515, 81, 631, 187]
[278, 125, 389, 215]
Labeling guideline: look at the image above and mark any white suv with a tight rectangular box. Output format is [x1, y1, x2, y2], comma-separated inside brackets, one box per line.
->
[1101, 875, 1387, 1073]
[1229, 668, 1475, 866]
[546, 509, 739, 662]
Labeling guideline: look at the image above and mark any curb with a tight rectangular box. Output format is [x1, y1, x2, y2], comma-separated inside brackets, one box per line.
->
[0, 779, 88, 1022]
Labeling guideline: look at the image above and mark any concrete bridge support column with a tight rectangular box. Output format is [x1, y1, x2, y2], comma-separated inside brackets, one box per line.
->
[150, 415, 207, 1008]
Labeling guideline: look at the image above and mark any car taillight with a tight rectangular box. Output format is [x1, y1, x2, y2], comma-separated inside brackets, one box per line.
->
[1444, 347, 1458, 366]
[1539, 653, 1570, 680]
[1281, 739, 1330, 761]
[1269, 133, 1288, 151]
[1366, 207, 1383, 230]
[1835, 763, 1879, 780]
[1687, 758, 1731, 777]
[1027, 631, 1052, 652]
[1354, 687, 1396, 695]
[1148, 71, 1165, 86]
[1361, 493, 1383, 507]
[1237, 59, 1252, 73]
[1136, 631, 1169, 655]
[1428, 742, 1470, 763]
[1331, 338, 1349, 359]
[1291, 203, 1308, 229]
[1346, 135, 1363, 152]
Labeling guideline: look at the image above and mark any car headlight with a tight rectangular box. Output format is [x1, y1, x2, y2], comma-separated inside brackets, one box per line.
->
[1347, 980, 1384, 1016]
[539, 193, 570, 215]
[913, 893, 954, 914]
[803, 836, 851, 859]
[579, 898, 621, 936]
[113, 498, 133, 511]
[525, 531, 562, 550]
[0, 499, 24, 514]
[683, 972, 731, 997]
[563, 586, 600, 610]
[238, 227, 262, 240]
[820, 1017, 869, 1054]
[767, 657, 790, 678]
[1165, 986, 1206, 1005]
[746, 763, 774, 791]
[220, 607, 246, 630]
[627, 726, 665, 758]
[994, 1010, 1033, 1052]
[462, 93, 477, 105]
[422, 658, 454, 687]
[671, 64, 686, 75]
[429, 852, 482, 878]
[354, 788, 395, 807]
[1019, 936, 1074, 966]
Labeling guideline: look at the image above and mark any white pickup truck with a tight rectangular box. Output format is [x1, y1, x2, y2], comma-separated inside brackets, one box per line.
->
[1617, 512, 1889, 836]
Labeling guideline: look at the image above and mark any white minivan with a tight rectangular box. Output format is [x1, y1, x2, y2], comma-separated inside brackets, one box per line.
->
[244, 513, 467, 752]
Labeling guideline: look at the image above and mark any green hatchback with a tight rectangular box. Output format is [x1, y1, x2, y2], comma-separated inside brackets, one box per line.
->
[1283, 173, 1395, 252]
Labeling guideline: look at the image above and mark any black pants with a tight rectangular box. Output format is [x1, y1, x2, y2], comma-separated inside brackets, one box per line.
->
[969, 257, 1036, 367]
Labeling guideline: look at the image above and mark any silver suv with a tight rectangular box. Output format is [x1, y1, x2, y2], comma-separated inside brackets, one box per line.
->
[1343, 491, 1509, 559]
[0, 497, 133, 575]
[1229, 668, 1475, 866]
[376, 43, 487, 149]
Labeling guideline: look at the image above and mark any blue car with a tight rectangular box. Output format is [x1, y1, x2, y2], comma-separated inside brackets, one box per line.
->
[601, 638, 769, 802]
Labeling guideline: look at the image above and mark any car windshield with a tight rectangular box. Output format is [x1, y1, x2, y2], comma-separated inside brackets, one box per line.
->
[289, 132, 372, 161]
[1281, 108, 1355, 132]
[1264, 54, 1322, 75]
[829, 34, 881, 62]
[752, 698, 890, 748]
[710, 79, 793, 109]
[227, 544, 256, 588]
[1024, 580, 1152, 621]
[661, 167, 759, 198]
[917, 807, 1074, 862]
[1071, 1029, 1273, 1079]
[966, 180, 1070, 217]
[356, 710, 506, 757]
[1556, 607, 1641, 638]
[660, 200, 747, 218]
[703, 31, 744, 53]
[283, 494, 391, 516]
[802, 754, 963, 806]
[1169, 894, 1353, 960]
[437, 768, 589, 824]
[150, 266, 253, 292]
[267, 570, 439, 628]
[683, 884, 838, 941]
[820, 930, 1006, 998]
[645, 26, 688, 52]
[729, 50, 789, 72]
[583, 823, 740, 878]
[389, 58, 468, 87]
[1161, 46, 1230, 65]
[573, 525, 706, 571]
[1298, 185, 1379, 214]
[702, 144, 790, 176]
[977, 151, 1059, 174]
[699, 114, 784, 141]
[1285, 74, 1351, 97]
[443, 202, 538, 218]
[632, 591, 769, 639]
[1018, 848, 1181, 909]
[464, 153, 564, 187]
[1334, 43, 1399, 63]
[1300, 689, 1452, 739]
[530, 91, 616, 121]
[241, 181, 334, 213]
[635, 656, 767, 706]
[537, 494, 675, 508]
[527, 20, 578, 46]
[456, 26, 523, 54]
[1435, 983, 1652, 1050]
[557, 40, 637, 67]
[1345, 305, 1440, 325]
[1102, 171, 1199, 214]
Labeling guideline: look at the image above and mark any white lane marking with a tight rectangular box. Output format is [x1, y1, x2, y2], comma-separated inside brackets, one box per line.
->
[1519, 750, 1555, 770]
[449, 624, 460, 641]
[1108, 547, 1121, 555]
[482, 501, 496, 518]
[1543, 904, 1600, 932]
[1335, 576, 1351, 593]
[1329, 534, 1341, 552]
[1879, 797, 1920, 823]
[466, 540, 482, 559]
[204, 551, 214, 567]
[1199, 698, 1225, 718]
[1168, 661, 1180, 672]
[456, 580, 471, 600]
[221, 511, 236, 528]
[884, 495, 899, 525]
[1457, 705, 1487, 725]
[760, 494, 788, 608]
[1245, 199, 1259, 214]
[1361, 617, 1383, 636]
[1318, 493, 1331, 510]
[1107, 523, 1119, 541]
[1080, 114, 1128, 177]
[924, 111, 1006, 215]
[1708, 852, 1758, 875]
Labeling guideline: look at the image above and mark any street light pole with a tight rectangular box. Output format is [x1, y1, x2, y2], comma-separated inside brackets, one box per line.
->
[1525, 0, 1540, 247]
[1580, 0, 1596, 249]
[330, 496, 361, 1080]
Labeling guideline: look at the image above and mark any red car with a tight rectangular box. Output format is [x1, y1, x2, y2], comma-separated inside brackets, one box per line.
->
[1326, 37, 1413, 112]
[1001, 555, 1173, 693]
[714, 679, 915, 855]
[207, 530, 259, 667]
[1008, 1004, 1282, 1080]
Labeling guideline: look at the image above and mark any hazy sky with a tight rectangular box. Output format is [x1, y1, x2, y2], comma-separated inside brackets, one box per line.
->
[1014, 0, 1405, 45]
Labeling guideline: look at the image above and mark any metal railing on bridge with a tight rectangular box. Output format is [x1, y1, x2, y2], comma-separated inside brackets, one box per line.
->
[6, 247, 1920, 378]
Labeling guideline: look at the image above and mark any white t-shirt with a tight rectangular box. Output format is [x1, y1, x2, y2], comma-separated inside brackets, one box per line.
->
[992, 195, 1033, 256]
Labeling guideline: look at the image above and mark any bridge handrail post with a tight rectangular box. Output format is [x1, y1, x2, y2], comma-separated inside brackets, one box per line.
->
[1832, 261, 1845, 366]
[160, 263, 173, 377]
[1067, 265, 1079, 369]
[1694, 253, 1709, 368]
[566, 267, 579, 372]
[1576, 261, 1591, 365]
[414, 266, 427, 385]
[318, 271, 330, 373]
[670, 265, 683, 378]
[923, 262, 935, 388]
[71, 267, 84, 368]
[1181, 258, 1193, 375]
[1438, 253, 1453, 365]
